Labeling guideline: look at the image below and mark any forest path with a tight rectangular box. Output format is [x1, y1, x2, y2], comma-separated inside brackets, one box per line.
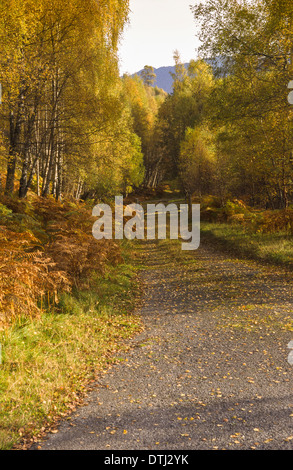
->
[33, 237, 293, 450]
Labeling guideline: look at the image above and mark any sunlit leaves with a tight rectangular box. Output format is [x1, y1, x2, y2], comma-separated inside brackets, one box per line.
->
[192, 0, 293, 207]
[0, 0, 141, 200]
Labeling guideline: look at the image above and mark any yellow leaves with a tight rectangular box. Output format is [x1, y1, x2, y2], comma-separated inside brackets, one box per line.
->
[177, 415, 199, 422]
[1, 0, 133, 201]
[230, 433, 242, 442]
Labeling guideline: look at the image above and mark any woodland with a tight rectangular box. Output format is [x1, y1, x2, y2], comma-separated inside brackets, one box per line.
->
[1, 0, 293, 450]
[2, 0, 293, 206]
[1, 0, 293, 207]
[0, 0, 293, 337]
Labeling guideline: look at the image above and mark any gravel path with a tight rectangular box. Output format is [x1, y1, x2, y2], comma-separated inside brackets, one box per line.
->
[33, 239, 293, 450]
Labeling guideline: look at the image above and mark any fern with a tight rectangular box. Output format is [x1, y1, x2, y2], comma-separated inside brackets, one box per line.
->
[0, 195, 123, 329]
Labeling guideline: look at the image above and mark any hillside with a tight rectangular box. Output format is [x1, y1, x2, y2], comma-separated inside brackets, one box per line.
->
[133, 58, 224, 94]
[133, 64, 187, 94]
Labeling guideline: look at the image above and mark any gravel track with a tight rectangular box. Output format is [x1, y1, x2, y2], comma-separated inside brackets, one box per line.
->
[33, 239, 293, 450]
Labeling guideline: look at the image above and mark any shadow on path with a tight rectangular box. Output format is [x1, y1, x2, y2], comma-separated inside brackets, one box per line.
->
[32, 238, 293, 450]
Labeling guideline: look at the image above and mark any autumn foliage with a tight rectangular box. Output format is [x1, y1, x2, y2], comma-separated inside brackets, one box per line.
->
[200, 196, 293, 235]
[0, 195, 123, 328]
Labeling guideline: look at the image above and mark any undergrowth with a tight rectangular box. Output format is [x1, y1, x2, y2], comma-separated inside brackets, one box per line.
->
[0, 194, 142, 450]
[0, 193, 122, 327]
[199, 196, 293, 268]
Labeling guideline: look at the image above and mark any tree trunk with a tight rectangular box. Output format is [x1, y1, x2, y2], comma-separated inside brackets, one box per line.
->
[5, 110, 22, 195]
[19, 113, 36, 198]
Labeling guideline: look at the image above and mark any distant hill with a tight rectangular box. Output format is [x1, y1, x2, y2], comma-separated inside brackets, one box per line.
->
[133, 64, 186, 94]
[133, 59, 224, 94]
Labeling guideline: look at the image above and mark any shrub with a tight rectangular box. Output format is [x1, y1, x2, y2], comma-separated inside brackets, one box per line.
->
[0, 228, 71, 326]
[250, 209, 293, 234]
[0, 195, 124, 328]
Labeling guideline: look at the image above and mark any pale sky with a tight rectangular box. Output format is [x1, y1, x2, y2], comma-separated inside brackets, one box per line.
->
[118, 0, 201, 75]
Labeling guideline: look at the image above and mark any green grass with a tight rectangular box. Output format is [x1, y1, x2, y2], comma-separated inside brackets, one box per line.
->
[201, 222, 293, 269]
[0, 241, 142, 450]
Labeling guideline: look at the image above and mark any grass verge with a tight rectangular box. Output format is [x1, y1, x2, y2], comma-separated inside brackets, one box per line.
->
[0, 241, 143, 450]
[201, 222, 293, 269]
